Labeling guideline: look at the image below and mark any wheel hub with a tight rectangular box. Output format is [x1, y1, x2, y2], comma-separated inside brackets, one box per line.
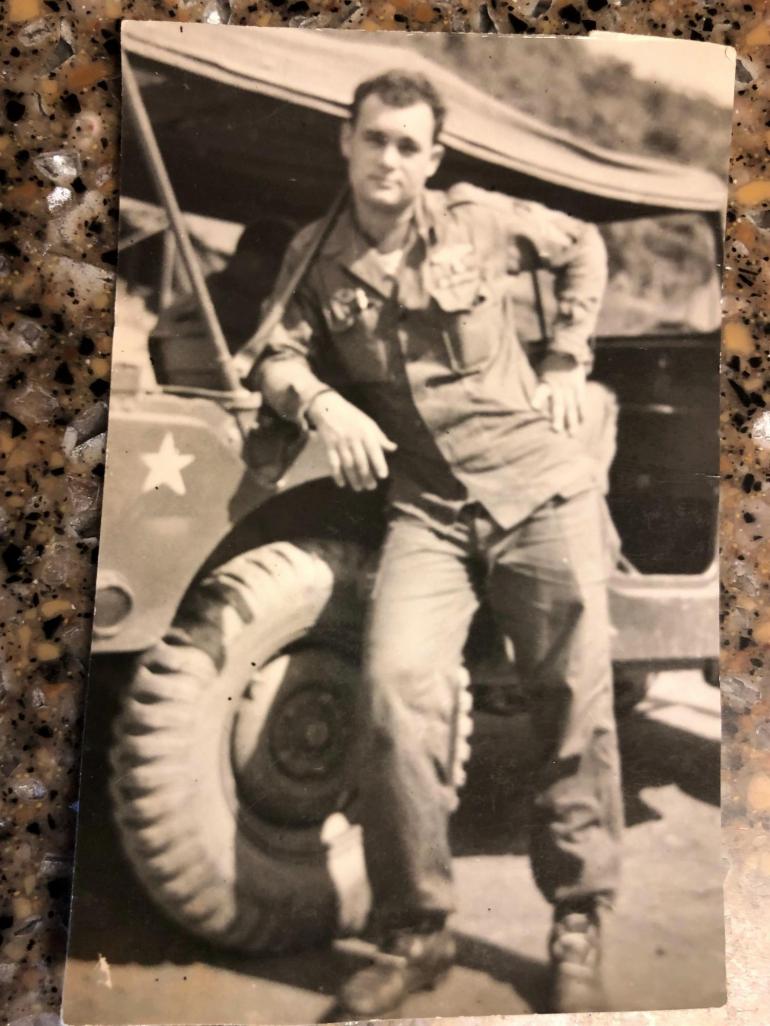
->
[268, 686, 348, 780]
[229, 648, 357, 828]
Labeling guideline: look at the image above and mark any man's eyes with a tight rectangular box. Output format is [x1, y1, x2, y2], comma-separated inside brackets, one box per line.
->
[364, 133, 421, 156]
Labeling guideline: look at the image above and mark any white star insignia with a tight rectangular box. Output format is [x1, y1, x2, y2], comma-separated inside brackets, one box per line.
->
[141, 432, 194, 496]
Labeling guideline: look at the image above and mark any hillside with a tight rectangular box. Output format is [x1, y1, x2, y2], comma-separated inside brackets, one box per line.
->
[431, 34, 731, 178]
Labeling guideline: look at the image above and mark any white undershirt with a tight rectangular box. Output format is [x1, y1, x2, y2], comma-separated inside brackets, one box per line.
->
[378, 247, 404, 279]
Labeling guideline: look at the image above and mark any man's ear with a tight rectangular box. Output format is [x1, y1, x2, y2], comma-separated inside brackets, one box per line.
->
[340, 120, 353, 159]
[428, 143, 445, 178]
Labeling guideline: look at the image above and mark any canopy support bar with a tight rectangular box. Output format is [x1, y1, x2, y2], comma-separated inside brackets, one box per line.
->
[123, 52, 240, 391]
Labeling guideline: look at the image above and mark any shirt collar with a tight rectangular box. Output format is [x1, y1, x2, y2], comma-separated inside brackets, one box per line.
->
[322, 206, 393, 297]
[323, 190, 442, 258]
[415, 189, 443, 247]
[320, 191, 443, 298]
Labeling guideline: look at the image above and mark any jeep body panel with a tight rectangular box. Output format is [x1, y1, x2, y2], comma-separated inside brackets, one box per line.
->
[94, 391, 330, 651]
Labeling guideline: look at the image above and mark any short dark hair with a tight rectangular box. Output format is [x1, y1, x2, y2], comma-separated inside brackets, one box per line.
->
[349, 70, 446, 142]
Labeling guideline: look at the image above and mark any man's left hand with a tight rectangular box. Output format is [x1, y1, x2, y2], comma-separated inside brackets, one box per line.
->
[531, 352, 586, 435]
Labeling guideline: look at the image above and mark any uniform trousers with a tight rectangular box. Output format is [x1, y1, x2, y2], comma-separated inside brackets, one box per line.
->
[358, 486, 624, 932]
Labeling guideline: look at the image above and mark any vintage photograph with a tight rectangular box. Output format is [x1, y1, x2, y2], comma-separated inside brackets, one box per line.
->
[63, 24, 734, 1024]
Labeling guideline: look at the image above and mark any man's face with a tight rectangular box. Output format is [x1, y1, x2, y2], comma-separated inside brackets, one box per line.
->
[341, 95, 444, 213]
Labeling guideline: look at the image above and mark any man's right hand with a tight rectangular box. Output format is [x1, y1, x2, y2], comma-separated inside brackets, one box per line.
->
[307, 390, 397, 492]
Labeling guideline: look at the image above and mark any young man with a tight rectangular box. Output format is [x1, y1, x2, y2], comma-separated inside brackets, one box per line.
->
[248, 70, 622, 1016]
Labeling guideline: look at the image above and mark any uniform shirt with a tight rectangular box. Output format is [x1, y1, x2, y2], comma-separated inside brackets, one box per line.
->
[254, 183, 608, 530]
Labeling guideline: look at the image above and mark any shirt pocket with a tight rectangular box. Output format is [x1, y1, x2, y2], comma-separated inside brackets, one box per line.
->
[325, 299, 390, 384]
[432, 279, 502, 375]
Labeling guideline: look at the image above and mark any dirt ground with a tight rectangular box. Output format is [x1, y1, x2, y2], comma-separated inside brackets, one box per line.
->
[63, 670, 724, 1024]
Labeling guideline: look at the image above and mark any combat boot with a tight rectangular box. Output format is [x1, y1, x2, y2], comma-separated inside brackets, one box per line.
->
[547, 901, 608, 1014]
[338, 926, 456, 1018]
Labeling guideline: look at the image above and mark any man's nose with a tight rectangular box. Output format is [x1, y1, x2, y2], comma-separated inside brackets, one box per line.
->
[379, 142, 399, 168]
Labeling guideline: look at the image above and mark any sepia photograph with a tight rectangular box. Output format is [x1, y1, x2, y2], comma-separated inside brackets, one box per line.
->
[63, 23, 734, 1024]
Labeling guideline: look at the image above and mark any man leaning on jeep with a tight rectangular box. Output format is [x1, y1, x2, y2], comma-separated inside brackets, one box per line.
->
[244, 69, 622, 1016]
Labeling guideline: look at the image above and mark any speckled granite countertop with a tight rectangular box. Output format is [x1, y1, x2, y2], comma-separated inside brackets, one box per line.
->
[0, 2, 768, 1024]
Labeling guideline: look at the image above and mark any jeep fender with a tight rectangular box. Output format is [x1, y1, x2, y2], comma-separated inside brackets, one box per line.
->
[92, 390, 329, 653]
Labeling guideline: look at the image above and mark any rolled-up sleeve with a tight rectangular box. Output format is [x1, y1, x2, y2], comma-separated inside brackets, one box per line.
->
[508, 199, 608, 366]
[256, 295, 330, 425]
[241, 238, 331, 426]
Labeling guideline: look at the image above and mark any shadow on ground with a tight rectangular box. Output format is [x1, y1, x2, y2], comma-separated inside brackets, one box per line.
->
[451, 700, 719, 856]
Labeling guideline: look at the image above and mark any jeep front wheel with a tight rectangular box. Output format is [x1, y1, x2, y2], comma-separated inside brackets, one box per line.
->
[109, 540, 372, 954]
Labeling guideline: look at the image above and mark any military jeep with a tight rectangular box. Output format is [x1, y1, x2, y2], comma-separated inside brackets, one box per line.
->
[86, 23, 724, 954]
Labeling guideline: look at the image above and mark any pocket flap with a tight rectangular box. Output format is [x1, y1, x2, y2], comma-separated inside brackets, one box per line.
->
[427, 245, 483, 312]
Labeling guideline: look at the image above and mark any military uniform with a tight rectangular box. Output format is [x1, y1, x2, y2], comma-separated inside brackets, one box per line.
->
[256, 183, 623, 931]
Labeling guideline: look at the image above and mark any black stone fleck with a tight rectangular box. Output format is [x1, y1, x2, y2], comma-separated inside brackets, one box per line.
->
[5, 100, 26, 123]
[47, 877, 70, 900]
[2, 544, 23, 573]
[61, 93, 81, 115]
[559, 3, 581, 21]
[42, 616, 63, 640]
